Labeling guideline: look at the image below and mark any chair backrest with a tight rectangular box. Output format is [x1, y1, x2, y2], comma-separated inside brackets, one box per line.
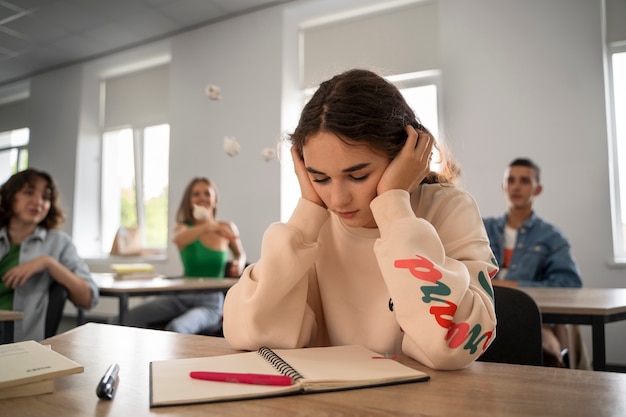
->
[45, 281, 68, 338]
[0, 282, 67, 343]
[478, 286, 543, 366]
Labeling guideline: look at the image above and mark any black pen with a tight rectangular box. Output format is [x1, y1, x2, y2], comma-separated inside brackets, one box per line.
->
[96, 363, 120, 400]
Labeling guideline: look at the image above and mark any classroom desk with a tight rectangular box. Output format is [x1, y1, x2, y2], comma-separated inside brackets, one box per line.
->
[0, 309, 23, 344]
[520, 287, 626, 371]
[88, 273, 239, 325]
[3, 323, 626, 417]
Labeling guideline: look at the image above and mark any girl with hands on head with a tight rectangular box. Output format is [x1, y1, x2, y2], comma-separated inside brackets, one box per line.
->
[122, 177, 246, 334]
[0, 169, 99, 342]
[223, 69, 497, 370]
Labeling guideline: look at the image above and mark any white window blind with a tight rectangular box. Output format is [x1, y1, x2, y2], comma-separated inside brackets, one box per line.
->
[301, 2, 438, 88]
[104, 64, 169, 130]
[0, 99, 29, 132]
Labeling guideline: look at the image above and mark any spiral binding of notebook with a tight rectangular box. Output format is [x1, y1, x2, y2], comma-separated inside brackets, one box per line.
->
[258, 346, 304, 382]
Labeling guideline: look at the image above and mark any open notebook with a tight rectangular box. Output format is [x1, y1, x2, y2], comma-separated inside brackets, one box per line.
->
[150, 345, 429, 407]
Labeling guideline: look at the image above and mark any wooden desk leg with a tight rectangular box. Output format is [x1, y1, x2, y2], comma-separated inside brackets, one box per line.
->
[118, 295, 129, 325]
[591, 317, 606, 371]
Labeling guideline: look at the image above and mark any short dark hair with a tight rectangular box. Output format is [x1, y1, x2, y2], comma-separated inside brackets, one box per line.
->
[509, 158, 540, 183]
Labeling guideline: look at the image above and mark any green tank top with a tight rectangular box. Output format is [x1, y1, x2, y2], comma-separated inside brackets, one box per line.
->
[179, 240, 228, 278]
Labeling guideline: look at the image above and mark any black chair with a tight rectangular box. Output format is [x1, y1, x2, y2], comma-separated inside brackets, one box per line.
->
[0, 281, 68, 343]
[44, 281, 69, 338]
[478, 286, 544, 366]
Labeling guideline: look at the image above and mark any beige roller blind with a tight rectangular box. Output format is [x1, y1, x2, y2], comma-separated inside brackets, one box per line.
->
[606, 0, 626, 44]
[0, 99, 29, 132]
[104, 64, 169, 130]
[302, 2, 438, 88]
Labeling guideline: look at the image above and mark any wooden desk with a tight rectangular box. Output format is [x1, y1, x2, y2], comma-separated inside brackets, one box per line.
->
[89, 273, 239, 324]
[520, 287, 626, 371]
[0, 309, 23, 344]
[3, 323, 626, 416]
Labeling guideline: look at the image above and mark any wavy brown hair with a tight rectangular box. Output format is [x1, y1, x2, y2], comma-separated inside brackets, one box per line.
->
[0, 168, 65, 229]
[289, 69, 459, 184]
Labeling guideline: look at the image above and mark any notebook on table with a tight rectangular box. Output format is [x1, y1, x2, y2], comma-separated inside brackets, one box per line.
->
[149, 344, 429, 407]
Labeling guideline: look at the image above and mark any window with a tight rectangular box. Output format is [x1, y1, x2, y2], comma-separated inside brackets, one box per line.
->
[280, 71, 440, 222]
[0, 127, 29, 184]
[608, 47, 626, 262]
[101, 124, 170, 255]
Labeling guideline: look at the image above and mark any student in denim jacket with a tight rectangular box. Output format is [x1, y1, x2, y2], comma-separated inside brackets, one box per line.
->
[0, 169, 99, 341]
[483, 158, 588, 368]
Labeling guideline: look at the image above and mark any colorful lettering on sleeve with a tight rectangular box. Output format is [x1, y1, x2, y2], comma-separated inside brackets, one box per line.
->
[394, 255, 495, 355]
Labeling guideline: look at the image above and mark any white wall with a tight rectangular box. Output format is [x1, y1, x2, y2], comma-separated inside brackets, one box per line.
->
[3, 0, 625, 365]
[28, 66, 84, 236]
[438, 0, 625, 365]
[164, 6, 283, 275]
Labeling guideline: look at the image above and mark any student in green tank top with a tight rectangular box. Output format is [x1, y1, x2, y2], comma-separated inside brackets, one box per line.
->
[123, 177, 246, 334]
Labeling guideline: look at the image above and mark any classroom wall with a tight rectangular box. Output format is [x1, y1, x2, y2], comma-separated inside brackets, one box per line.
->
[437, 0, 625, 365]
[164, 6, 283, 276]
[2, 0, 624, 365]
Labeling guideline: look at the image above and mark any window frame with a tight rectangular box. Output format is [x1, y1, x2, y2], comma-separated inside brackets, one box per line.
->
[100, 123, 170, 257]
[607, 42, 626, 263]
[0, 127, 29, 184]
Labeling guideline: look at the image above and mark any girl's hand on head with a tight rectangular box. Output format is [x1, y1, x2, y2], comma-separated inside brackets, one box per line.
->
[291, 145, 326, 208]
[377, 126, 434, 195]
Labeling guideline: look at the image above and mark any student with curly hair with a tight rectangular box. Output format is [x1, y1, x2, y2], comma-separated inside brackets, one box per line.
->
[0, 169, 98, 341]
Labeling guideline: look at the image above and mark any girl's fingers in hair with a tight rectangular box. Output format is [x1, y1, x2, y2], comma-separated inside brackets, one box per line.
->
[404, 125, 419, 150]
[414, 129, 434, 161]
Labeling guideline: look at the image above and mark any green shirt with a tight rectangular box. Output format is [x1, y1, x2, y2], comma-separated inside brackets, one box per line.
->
[0, 244, 20, 310]
[179, 240, 227, 278]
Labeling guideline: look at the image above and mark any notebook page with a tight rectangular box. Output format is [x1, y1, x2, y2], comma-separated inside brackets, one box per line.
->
[272, 345, 428, 390]
[150, 351, 299, 406]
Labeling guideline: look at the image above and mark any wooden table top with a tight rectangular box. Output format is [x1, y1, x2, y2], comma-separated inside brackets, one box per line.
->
[92, 273, 239, 294]
[3, 323, 626, 417]
[520, 287, 626, 316]
[0, 309, 23, 322]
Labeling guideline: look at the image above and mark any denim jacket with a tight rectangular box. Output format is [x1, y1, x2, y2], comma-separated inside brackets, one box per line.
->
[0, 226, 99, 341]
[482, 213, 582, 287]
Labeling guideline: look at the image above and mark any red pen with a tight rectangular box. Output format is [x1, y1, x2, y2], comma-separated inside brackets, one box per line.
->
[189, 371, 294, 386]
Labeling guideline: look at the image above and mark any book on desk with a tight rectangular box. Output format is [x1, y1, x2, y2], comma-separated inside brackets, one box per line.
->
[0, 340, 84, 399]
[149, 344, 429, 407]
[110, 262, 163, 280]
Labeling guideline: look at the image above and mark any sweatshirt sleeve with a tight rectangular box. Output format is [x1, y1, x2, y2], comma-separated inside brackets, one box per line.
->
[371, 188, 498, 370]
[223, 198, 329, 350]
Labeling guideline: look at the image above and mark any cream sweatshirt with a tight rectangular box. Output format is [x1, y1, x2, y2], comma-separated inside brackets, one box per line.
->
[223, 185, 498, 370]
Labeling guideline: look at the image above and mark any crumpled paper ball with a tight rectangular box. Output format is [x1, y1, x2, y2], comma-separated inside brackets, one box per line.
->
[261, 147, 276, 162]
[223, 136, 240, 157]
[192, 204, 209, 220]
[205, 84, 221, 100]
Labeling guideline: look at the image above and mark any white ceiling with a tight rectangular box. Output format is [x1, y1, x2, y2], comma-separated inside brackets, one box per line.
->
[0, 0, 294, 87]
